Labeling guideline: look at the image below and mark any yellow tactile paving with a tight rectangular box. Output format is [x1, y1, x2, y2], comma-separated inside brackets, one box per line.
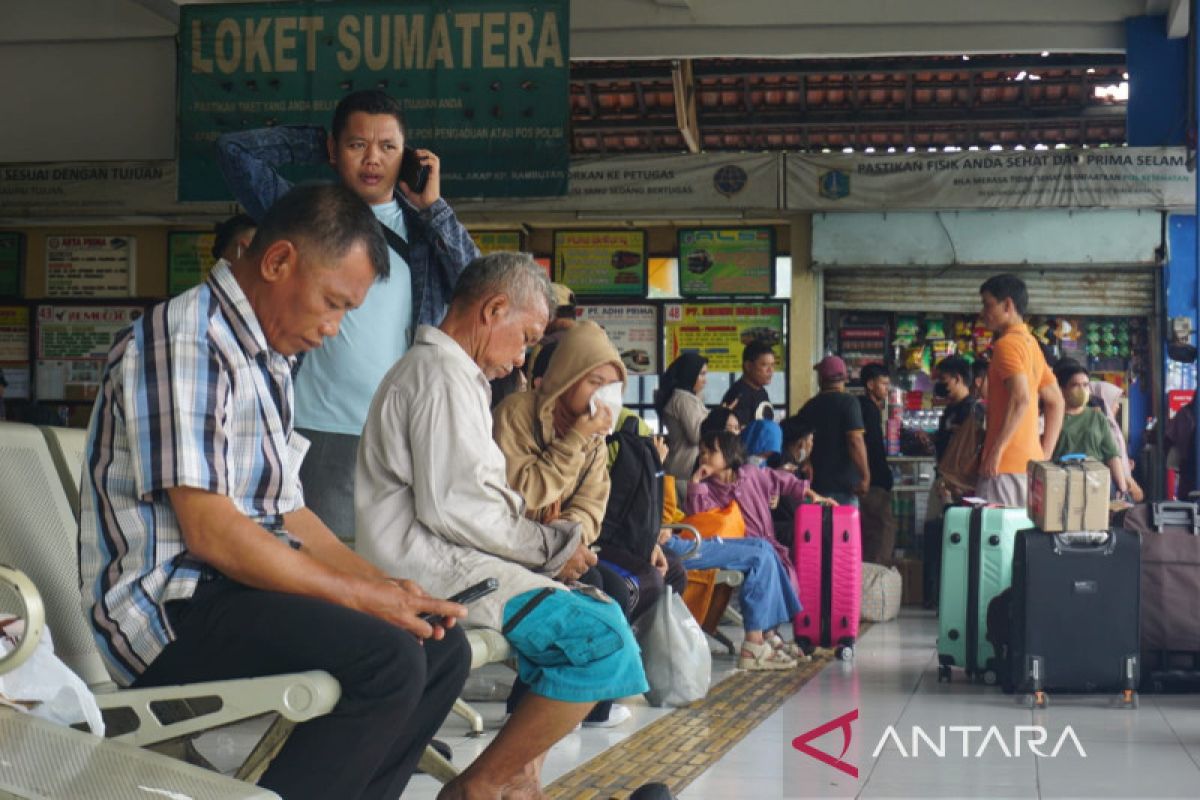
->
[544, 626, 869, 800]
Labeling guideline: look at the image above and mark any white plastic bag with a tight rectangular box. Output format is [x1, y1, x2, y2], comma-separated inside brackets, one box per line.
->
[0, 625, 105, 735]
[860, 563, 902, 622]
[637, 587, 711, 707]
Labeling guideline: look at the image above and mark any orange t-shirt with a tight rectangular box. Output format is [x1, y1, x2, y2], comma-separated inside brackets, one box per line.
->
[984, 327, 1054, 475]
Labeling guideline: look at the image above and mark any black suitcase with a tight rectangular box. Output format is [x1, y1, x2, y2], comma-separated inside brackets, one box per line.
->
[1008, 528, 1141, 708]
[922, 515, 942, 608]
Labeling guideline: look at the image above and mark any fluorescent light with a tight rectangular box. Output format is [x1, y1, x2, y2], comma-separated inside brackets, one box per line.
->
[1040, 51, 1050, 57]
[1015, 71, 1028, 81]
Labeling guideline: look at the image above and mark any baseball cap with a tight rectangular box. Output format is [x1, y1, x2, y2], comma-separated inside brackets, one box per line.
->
[814, 355, 848, 383]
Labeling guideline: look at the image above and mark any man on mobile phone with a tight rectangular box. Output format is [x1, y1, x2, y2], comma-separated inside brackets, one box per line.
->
[216, 89, 479, 544]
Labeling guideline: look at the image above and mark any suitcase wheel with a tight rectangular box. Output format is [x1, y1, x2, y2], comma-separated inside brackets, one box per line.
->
[938, 665, 952, 683]
[837, 646, 854, 662]
[982, 669, 998, 686]
[1025, 691, 1049, 709]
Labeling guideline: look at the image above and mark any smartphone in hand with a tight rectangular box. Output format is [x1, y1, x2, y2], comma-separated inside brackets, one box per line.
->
[399, 145, 430, 193]
[418, 578, 498, 624]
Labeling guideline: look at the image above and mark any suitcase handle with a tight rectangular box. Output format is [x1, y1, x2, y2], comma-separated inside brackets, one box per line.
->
[1059, 453, 1087, 464]
[1151, 502, 1200, 536]
[1051, 531, 1118, 555]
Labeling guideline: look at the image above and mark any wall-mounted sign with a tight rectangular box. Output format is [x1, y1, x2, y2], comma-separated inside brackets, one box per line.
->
[664, 303, 785, 373]
[576, 304, 659, 376]
[786, 147, 1196, 211]
[0, 306, 30, 400]
[45, 236, 135, 298]
[0, 233, 22, 297]
[168, 231, 219, 295]
[35, 305, 143, 401]
[553, 230, 646, 297]
[178, 1, 570, 201]
[471, 230, 523, 255]
[678, 227, 775, 297]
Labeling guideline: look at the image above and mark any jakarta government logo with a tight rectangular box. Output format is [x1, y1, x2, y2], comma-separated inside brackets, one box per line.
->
[819, 169, 851, 200]
[713, 164, 748, 197]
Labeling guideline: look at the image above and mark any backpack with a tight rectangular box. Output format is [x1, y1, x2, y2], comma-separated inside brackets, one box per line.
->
[938, 401, 985, 498]
[598, 416, 664, 562]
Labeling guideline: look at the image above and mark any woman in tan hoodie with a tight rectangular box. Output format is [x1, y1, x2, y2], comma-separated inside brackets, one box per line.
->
[494, 319, 657, 728]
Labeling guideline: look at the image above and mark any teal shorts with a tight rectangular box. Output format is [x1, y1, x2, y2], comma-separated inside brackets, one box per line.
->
[501, 588, 648, 704]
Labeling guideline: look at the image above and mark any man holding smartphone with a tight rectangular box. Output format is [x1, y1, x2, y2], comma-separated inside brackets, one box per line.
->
[217, 90, 479, 544]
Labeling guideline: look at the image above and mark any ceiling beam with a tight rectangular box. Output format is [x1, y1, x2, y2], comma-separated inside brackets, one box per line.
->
[571, 54, 1125, 83]
[671, 58, 701, 153]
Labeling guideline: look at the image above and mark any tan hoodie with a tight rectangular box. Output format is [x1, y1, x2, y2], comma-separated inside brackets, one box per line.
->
[493, 320, 627, 545]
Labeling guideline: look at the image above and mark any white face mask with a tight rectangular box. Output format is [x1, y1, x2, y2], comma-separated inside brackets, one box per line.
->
[589, 382, 624, 435]
[794, 448, 809, 464]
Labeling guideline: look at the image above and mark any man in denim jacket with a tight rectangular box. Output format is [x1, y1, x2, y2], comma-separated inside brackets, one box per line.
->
[217, 89, 479, 542]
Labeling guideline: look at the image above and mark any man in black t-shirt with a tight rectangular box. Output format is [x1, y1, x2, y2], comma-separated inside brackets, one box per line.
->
[933, 356, 976, 462]
[722, 340, 776, 427]
[792, 356, 869, 506]
[857, 363, 896, 564]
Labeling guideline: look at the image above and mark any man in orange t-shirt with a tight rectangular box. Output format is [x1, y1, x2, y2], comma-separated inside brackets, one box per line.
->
[976, 274, 1065, 508]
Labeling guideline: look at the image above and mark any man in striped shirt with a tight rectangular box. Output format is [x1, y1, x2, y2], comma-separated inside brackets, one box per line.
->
[78, 184, 471, 800]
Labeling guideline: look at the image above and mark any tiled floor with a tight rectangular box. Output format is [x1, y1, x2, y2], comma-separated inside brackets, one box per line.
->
[397, 610, 1200, 799]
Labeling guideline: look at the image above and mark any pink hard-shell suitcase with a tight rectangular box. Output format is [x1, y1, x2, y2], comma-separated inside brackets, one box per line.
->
[793, 504, 862, 659]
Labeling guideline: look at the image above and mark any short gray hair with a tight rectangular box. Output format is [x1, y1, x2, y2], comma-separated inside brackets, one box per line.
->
[450, 251, 554, 318]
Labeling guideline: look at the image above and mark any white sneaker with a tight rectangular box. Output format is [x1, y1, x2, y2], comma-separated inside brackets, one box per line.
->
[582, 703, 633, 728]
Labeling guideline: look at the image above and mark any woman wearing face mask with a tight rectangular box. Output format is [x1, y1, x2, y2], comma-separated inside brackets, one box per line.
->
[493, 320, 655, 728]
[1051, 360, 1129, 496]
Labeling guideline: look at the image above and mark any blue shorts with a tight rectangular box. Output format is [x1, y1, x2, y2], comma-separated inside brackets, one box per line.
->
[501, 588, 648, 704]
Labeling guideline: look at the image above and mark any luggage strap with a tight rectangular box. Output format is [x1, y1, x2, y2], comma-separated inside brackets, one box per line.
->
[502, 587, 555, 635]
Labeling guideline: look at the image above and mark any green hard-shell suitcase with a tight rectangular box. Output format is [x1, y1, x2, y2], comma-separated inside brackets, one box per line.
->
[937, 505, 1031, 683]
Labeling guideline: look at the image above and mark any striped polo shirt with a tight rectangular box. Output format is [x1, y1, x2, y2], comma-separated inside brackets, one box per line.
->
[78, 262, 308, 686]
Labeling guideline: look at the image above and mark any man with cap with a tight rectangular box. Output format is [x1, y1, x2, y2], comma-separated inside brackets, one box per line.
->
[790, 356, 870, 506]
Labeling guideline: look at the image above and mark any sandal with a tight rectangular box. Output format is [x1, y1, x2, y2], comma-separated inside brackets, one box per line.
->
[738, 639, 797, 671]
[767, 632, 812, 662]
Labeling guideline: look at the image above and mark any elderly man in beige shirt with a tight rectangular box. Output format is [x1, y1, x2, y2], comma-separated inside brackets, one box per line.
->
[356, 252, 649, 800]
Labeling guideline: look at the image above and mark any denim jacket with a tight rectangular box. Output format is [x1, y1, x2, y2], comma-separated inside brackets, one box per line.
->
[215, 125, 479, 327]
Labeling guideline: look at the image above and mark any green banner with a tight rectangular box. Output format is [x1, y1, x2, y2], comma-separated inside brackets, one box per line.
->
[678, 227, 775, 297]
[0, 234, 22, 297]
[168, 231, 219, 295]
[179, 1, 569, 201]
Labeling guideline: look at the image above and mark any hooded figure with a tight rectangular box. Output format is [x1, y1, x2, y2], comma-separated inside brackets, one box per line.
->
[656, 352, 710, 485]
[493, 320, 627, 544]
[741, 419, 783, 467]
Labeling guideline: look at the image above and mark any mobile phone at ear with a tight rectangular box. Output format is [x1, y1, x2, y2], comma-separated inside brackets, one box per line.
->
[399, 145, 430, 193]
[419, 578, 498, 624]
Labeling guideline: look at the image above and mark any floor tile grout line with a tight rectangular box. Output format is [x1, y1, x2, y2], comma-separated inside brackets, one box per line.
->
[1154, 696, 1200, 775]
[856, 631, 935, 798]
